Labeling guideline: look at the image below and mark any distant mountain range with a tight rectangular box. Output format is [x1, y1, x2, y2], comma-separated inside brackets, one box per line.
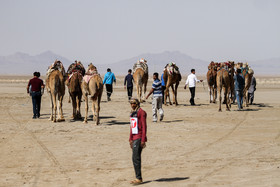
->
[0, 51, 279, 76]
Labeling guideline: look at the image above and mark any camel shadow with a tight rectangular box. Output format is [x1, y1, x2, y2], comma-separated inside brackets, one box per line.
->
[254, 103, 273, 108]
[141, 177, 189, 185]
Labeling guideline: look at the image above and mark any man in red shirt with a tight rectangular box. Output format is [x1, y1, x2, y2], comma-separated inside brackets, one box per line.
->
[27, 72, 44, 119]
[129, 98, 147, 185]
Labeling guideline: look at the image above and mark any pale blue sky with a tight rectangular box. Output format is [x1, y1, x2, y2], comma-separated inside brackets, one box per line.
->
[0, 0, 279, 64]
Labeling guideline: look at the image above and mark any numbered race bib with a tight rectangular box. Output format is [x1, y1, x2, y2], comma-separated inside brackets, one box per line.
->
[130, 117, 138, 134]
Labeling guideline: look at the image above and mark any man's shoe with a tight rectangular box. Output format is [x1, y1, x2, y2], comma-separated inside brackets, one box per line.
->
[130, 179, 143, 185]
[160, 115, 164, 121]
[32, 116, 36, 119]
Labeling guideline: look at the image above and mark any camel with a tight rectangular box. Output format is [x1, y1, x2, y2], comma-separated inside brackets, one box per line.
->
[207, 61, 218, 103]
[216, 61, 235, 112]
[163, 63, 181, 105]
[133, 60, 148, 102]
[241, 63, 254, 107]
[82, 64, 103, 125]
[66, 62, 85, 120]
[46, 60, 66, 122]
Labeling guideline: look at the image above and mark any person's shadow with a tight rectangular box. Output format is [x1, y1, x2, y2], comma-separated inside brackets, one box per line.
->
[141, 177, 189, 185]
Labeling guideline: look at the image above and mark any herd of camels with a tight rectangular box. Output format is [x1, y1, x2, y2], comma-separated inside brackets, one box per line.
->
[45, 59, 254, 125]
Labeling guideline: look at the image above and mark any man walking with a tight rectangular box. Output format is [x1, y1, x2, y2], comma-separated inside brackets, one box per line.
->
[234, 68, 245, 110]
[129, 98, 147, 185]
[161, 71, 166, 103]
[103, 68, 116, 101]
[27, 72, 44, 119]
[146, 72, 164, 122]
[184, 69, 203, 105]
[124, 69, 134, 101]
[248, 75, 256, 105]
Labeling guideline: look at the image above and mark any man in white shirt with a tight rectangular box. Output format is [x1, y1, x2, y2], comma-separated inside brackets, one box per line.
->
[184, 69, 203, 105]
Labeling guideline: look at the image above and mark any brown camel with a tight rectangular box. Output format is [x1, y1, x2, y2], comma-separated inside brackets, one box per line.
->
[163, 64, 181, 105]
[67, 72, 83, 120]
[66, 62, 85, 120]
[82, 64, 103, 125]
[241, 63, 254, 107]
[46, 61, 66, 122]
[216, 61, 235, 112]
[133, 68, 148, 103]
[207, 62, 217, 103]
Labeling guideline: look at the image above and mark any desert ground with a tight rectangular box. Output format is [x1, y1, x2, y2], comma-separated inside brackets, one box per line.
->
[0, 75, 279, 187]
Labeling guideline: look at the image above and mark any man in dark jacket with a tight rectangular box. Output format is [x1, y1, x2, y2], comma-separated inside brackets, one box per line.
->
[27, 72, 45, 118]
[124, 69, 134, 101]
[129, 98, 147, 185]
[234, 69, 245, 110]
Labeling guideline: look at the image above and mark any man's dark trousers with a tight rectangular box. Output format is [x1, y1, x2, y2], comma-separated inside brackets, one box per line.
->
[189, 87, 195, 105]
[127, 86, 133, 100]
[105, 84, 113, 99]
[132, 138, 143, 180]
[31, 91, 41, 117]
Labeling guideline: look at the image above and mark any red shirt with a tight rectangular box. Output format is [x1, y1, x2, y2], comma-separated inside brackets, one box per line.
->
[129, 108, 147, 142]
[28, 77, 44, 92]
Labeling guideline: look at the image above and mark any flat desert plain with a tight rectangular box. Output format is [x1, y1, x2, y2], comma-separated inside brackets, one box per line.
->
[0, 75, 280, 187]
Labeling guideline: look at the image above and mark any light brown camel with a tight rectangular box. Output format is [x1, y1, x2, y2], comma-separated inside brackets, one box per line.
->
[241, 63, 254, 107]
[133, 68, 148, 103]
[46, 61, 66, 122]
[207, 62, 217, 103]
[82, 64, 103, 125]
[163, 64, 181, 105]
[216, 61, 235, 112]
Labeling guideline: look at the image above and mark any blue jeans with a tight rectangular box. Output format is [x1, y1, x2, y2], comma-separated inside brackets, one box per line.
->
[31, 92, 41, 117]
[235, 90, 243, 109]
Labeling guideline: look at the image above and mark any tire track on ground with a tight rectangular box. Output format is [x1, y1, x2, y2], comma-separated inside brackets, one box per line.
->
[0, 98, 31, 147]
[184, 110, 249, 156]
[195, 110, 279, 183]
[4, 99, 72, 185]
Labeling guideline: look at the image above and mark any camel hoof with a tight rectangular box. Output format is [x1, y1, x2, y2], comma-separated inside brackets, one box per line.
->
[218, 109, 222, 112]
[83, 121, 88, 124]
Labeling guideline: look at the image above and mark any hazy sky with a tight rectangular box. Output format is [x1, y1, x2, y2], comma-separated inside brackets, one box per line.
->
[0, 0, 279, 64]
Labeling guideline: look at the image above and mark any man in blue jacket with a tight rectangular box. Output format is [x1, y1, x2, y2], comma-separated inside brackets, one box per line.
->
[103, 68, 116, 101]
[234, 68, 245, 110]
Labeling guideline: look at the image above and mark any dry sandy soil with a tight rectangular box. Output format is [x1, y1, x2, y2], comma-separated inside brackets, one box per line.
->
[0, 75, 279, 187]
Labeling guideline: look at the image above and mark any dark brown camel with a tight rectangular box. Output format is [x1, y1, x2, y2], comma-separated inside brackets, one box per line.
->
[207, 62, 217, 103]
[66, 62, 85, 120]
[163, 64, 181, 105]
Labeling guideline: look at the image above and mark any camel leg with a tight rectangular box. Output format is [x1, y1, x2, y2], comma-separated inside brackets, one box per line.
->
[58, 94, 65, 121]
[143, 81, 147, 98]
[174, 83, 179, 105]
[83, 95, 88, 123]
[77, 95, 82, 119]
[218, 88, 222, 112]
[52, 93, 57, 122]
[209, 86, 212, 103]
[49, 93, 54, 121]
[92, 98, 96, 122]
[171, 84, 175, 104]
[139, 85, 143, 103]
[71, 94, 76, 119]
[224, 87, 230, 111]
[96, 94, 101, 125]
[214, 86, 217, 103]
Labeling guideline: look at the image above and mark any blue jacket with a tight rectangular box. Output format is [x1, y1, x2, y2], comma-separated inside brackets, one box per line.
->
[103, 72, 116, 85]
[161, 73, 165, 86]
[234, 74, 245, 91]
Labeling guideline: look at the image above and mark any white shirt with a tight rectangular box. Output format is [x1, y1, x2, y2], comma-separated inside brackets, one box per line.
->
[185, 73, 200, 88]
